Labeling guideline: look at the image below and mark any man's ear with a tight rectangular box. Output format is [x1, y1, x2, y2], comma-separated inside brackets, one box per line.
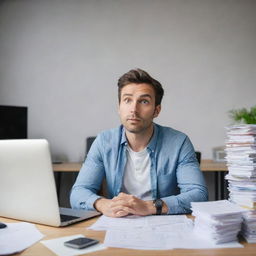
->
[153, 105, 161, 118]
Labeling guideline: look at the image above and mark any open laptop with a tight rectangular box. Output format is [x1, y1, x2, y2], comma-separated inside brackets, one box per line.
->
[0, 139, 100, 226]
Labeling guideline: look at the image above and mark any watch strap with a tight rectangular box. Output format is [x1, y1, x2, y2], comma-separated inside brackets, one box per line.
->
[153, 199, 163, 215]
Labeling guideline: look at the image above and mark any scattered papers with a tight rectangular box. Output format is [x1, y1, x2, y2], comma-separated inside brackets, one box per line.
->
[41, 234, 107, 256]
[225, 124, 256, 243]
[0, 222, 44, 255]
[90, 215, 243, 250]
[88, 214, 188, 231]
[104, 222, 242, 250]
[191, 200, 246, 244]
[104, 220, 193, 250]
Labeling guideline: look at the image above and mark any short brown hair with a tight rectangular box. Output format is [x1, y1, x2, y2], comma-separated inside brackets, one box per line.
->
[117, 68, 164, 106]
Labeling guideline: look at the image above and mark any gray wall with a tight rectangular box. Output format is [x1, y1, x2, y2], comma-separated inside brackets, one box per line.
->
[1, 0, 255, 162]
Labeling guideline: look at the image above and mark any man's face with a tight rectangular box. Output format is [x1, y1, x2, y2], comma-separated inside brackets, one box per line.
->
[118, 83, 161, 134]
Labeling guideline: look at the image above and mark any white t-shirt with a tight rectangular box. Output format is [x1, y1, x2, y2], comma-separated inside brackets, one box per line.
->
[121, 146, 153, 200]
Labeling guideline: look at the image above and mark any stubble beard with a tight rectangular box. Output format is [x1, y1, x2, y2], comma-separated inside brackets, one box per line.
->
[124, 118, 153, 134]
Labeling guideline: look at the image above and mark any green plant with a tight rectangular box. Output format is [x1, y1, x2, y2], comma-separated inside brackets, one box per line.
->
[229, 105, 256, 124]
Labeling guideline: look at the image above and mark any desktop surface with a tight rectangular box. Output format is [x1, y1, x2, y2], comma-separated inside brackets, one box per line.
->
[1, 216, 256, 256]
[52, 159, 228, 172]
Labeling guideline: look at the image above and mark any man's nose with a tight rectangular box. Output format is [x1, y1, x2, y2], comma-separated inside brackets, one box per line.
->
[130, 101, 138, 113]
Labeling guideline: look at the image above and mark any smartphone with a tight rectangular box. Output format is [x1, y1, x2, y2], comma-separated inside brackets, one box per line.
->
[64, 237, 99, 249]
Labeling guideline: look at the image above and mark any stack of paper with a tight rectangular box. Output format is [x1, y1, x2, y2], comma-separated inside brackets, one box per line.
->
[225, 124, 256, 243]
[191, 200, 246, 244]
[241, 210, 256, 243]
[225, 125, 256, 179]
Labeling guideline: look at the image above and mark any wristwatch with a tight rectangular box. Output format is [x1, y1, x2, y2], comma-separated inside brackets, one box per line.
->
[153, 199, 163, 215]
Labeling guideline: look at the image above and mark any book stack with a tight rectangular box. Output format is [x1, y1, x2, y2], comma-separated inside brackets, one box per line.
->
[225, 124, 256, 243]
[191, 200, 246, 244]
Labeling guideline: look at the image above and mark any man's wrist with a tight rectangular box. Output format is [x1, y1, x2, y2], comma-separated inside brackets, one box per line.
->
[153, 199, 163, 215]
[146, 200, 157, 215]
[161, 201, 168, 214]
[147, 199, 168, 215]
[93, 197, 105, 212]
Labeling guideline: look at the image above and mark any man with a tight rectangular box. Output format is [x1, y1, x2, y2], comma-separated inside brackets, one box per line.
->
[70, 68, 208, 217]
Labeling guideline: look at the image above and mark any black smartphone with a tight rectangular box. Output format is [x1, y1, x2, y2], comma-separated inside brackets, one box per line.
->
[64, 237, 99, 249]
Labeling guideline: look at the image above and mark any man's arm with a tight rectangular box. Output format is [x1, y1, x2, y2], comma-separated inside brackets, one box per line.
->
[162, 136, 208, 214]
[70, 136, 105, 211]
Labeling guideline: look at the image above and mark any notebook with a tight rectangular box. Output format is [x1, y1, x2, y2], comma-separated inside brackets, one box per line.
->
[0, 139, 100, 226]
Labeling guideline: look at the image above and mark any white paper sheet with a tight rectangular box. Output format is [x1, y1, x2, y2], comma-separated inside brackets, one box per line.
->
[191, 200, 248, 216]
[88, 214, 189, 231]
[0, 222, 44, 255]
[104, 221, 191, 250]
[104, 225, 243, 250]
[41, 234, 107, 256]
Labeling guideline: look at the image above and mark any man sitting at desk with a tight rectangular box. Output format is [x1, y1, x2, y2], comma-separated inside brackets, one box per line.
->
[70, 68, 208, 217]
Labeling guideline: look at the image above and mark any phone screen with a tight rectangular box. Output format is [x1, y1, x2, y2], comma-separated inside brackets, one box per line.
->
[64, 237, 99, 249]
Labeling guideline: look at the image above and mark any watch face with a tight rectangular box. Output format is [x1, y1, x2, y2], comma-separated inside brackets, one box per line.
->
[155, 199, 163, 207]
[154, 199, 163, 215]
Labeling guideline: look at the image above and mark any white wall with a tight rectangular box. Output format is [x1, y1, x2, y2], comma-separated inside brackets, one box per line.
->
[1, 0, 256, 162]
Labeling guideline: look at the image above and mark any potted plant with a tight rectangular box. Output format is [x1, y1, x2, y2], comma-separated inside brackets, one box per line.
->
[229, 105, 256, 124]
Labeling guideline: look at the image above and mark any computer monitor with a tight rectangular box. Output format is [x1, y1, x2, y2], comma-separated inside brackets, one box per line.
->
[0, 105, 27, 139]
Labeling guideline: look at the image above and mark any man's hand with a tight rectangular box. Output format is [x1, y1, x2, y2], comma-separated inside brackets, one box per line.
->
[112, 192, 156, 216]
[94, 197, 130, 218]
[94, 193, 162, 217]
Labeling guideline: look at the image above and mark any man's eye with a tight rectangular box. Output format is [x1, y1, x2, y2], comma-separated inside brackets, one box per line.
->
[124, 98, 131, 103]
[141, 100, 149, 104]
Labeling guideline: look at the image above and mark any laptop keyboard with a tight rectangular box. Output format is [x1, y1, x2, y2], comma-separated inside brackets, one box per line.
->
[60, 214, 80, 222]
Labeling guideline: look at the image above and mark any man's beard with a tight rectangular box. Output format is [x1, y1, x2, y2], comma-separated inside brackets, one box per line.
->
[124, 115, 153, 134]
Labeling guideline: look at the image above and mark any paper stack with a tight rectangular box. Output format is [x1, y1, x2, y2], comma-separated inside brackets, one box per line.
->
[191, 200, 246, 244]
[241, 210, 256, 243]
[225, 124, 256, 243]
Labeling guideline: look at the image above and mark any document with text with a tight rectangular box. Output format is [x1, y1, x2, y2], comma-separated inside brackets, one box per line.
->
[89, 215, 243, 250]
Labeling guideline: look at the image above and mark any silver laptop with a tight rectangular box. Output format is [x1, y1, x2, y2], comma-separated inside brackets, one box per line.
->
[0, 139, 100, 226]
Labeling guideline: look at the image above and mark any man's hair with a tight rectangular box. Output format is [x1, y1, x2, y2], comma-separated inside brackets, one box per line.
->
[117, 68, 164, 106]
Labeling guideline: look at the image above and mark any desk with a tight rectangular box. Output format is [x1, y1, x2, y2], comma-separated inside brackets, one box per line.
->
[1, 216, 255, 256]
[53, 162, 82, 172]
[53, 160, 228, 201]
[53, 159, 227, 172]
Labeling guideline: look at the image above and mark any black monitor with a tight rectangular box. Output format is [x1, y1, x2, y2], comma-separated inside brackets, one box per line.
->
[0, 105, 28, 139]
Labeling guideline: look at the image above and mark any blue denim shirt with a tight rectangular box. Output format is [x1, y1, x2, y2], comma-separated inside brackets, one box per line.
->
[70, 123, 208, 214]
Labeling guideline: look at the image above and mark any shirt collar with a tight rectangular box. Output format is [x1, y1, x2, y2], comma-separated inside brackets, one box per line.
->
[147, 123, 158, 152]
[120, 123, 159, 152]
[120, 125, 127, 145]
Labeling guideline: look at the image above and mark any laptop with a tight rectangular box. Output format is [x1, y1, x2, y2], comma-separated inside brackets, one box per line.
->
[0, 139, 100, 226]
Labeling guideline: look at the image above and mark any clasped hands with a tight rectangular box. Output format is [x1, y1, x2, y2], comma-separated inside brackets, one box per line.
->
[94, 192, 156, 218]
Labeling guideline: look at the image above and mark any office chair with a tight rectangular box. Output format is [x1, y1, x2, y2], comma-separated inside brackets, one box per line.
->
[86, 136, 107, 196]
[86, 136, 96, 155]
[195, 151, 201, 164]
